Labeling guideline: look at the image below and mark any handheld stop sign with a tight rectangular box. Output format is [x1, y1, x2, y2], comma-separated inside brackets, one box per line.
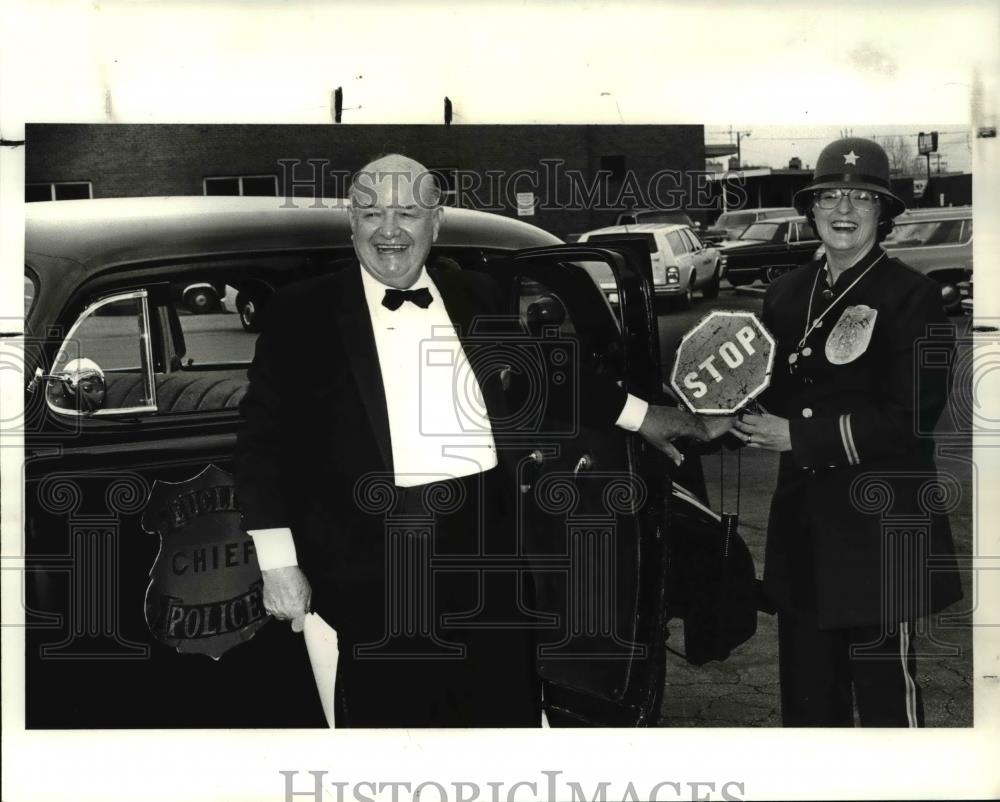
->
[669, 310, 776, 415]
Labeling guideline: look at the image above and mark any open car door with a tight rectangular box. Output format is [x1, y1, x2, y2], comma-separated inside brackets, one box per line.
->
[482, 241, 674, 726]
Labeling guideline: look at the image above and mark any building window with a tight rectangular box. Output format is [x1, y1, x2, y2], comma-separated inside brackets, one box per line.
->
[26, 181, 93, 202]
[600, 155, 626, 182]
[203, 175, 279, 197]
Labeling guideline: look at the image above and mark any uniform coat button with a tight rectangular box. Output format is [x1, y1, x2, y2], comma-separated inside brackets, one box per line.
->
[802, 407, 813, 418]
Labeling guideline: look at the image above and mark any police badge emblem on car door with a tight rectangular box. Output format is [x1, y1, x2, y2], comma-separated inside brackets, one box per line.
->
[825, 305, 878, 365]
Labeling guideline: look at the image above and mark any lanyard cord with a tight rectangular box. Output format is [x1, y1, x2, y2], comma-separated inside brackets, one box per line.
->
[798, 252, 886, 350]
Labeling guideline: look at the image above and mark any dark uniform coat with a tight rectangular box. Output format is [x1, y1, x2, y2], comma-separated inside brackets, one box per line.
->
[759, 245, 963, 629]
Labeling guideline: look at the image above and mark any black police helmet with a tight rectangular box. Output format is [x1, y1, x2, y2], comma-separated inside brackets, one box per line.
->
[793, 137, 906, 220]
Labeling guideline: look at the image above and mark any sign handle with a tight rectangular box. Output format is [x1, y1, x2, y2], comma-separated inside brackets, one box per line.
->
[718, 429, 743, 540]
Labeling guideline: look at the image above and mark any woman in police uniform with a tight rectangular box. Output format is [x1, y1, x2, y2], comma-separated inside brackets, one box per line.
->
[733, 137, 963, 727]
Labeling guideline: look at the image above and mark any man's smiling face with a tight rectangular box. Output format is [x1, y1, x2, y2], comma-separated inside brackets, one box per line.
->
[349, 155, 443, 289]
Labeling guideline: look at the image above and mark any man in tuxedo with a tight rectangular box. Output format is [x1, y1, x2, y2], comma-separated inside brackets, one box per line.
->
[234, 154, 710, 727]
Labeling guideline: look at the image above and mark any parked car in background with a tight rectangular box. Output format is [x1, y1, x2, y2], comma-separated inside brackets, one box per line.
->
[173, 280, 227, 314]
[615, 209, 701, 230]
[882, 206, 973, 312]
[578, 223, 723, 308]
[701, 207, 798, 244]
[18, 195, 736, 729]
[812, 206, 973, 313]
[719, 216, 819, 286]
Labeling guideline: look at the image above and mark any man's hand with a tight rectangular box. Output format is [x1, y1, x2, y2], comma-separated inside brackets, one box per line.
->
[701, 415, 737, 440]
[638, 404, 710, 465]
[261, 565, 312, 633]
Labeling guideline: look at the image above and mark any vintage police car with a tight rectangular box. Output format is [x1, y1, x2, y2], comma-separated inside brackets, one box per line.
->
[20, 196, 751, 728]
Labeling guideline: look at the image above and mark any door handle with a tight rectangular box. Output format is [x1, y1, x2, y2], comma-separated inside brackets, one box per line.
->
[573, 454, 593, 478]
[520, 449, 545, 494]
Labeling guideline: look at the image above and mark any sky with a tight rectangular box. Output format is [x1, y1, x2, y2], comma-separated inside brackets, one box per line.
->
[706, 124, 975, 174]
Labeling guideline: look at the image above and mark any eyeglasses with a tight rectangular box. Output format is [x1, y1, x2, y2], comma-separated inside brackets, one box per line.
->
[814, 188, 880, 212]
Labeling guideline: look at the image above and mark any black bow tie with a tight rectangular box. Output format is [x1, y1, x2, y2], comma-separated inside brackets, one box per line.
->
[382, 286, 433, 311]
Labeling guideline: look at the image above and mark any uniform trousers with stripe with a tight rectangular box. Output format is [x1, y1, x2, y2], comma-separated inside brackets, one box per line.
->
[777, 615, 923, 727]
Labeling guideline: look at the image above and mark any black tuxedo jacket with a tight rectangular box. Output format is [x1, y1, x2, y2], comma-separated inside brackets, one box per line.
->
[234, 263, 627, 627]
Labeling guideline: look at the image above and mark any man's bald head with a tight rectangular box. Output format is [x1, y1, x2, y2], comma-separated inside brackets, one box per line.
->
[348, 153, 444, 289]
[350, 154, 441, 211]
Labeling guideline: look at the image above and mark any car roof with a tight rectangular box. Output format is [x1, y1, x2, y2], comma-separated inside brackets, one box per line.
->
[894, 206, 971, 220]
[582, 223, 687, 237]
[24, 196, 562, 273]
[721, 207, 796, 215]
[744, 215, 807, 225]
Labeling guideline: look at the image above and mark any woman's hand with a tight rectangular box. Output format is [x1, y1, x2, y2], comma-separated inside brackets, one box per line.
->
[733, 412, 792, 452]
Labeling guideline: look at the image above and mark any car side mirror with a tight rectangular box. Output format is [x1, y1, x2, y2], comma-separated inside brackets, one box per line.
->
[39, 358, 107, 412]
[526, 294, 567, 328]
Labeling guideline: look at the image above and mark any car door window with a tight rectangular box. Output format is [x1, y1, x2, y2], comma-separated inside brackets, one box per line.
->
[681, 229, 703, 251]
[740, 222, 779, 242]
[885, 219, 964, 247]
[587, 233, 657, 254]
[173, 286, 259, 366]
[45, 251, 343, 418]
[665, 231, 688, 257]
[923, 219, 964, 245]
[794, 221, 816, 242]
[46, 292, 156, 416]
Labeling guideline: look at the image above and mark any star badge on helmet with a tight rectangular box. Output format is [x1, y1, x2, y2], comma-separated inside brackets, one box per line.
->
[843, 150, 860, 165]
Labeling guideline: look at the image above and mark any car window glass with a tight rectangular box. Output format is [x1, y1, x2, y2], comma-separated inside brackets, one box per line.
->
[587, 233, 657, 254]
[925, 219, 963, 245]
[964, 218, 973, 241]
[51, 252, 339, 418]
[47, 295, 155, 415]
[175, 285, 258, 366]
[741, 222, 779, 241]
[517, 278, 577, 337]
[62, 296, 146, 371]
[718, 212, 754, 229]
[884, 219, 963, 247]
[794, 222, 816, 241]
[666, 231, 687, 255]
[636, 211, 692, 226]
[681, 229, 702, 250]
[762, 209, 797, 220]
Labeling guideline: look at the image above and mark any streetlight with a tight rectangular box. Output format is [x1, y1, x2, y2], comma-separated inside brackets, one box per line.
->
[736, 131, 751, 169]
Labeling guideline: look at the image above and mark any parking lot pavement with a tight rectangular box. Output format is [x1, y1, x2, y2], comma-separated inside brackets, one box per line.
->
[656, 287, 974, 727]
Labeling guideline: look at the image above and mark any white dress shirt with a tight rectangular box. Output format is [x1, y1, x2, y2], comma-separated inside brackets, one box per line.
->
[249, 265, 649, 570]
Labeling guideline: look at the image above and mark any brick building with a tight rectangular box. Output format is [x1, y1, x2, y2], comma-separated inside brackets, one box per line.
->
[24, 124, 706, 240]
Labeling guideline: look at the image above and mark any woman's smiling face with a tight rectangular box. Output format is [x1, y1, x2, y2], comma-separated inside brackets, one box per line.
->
[812, 188, 882, 263]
